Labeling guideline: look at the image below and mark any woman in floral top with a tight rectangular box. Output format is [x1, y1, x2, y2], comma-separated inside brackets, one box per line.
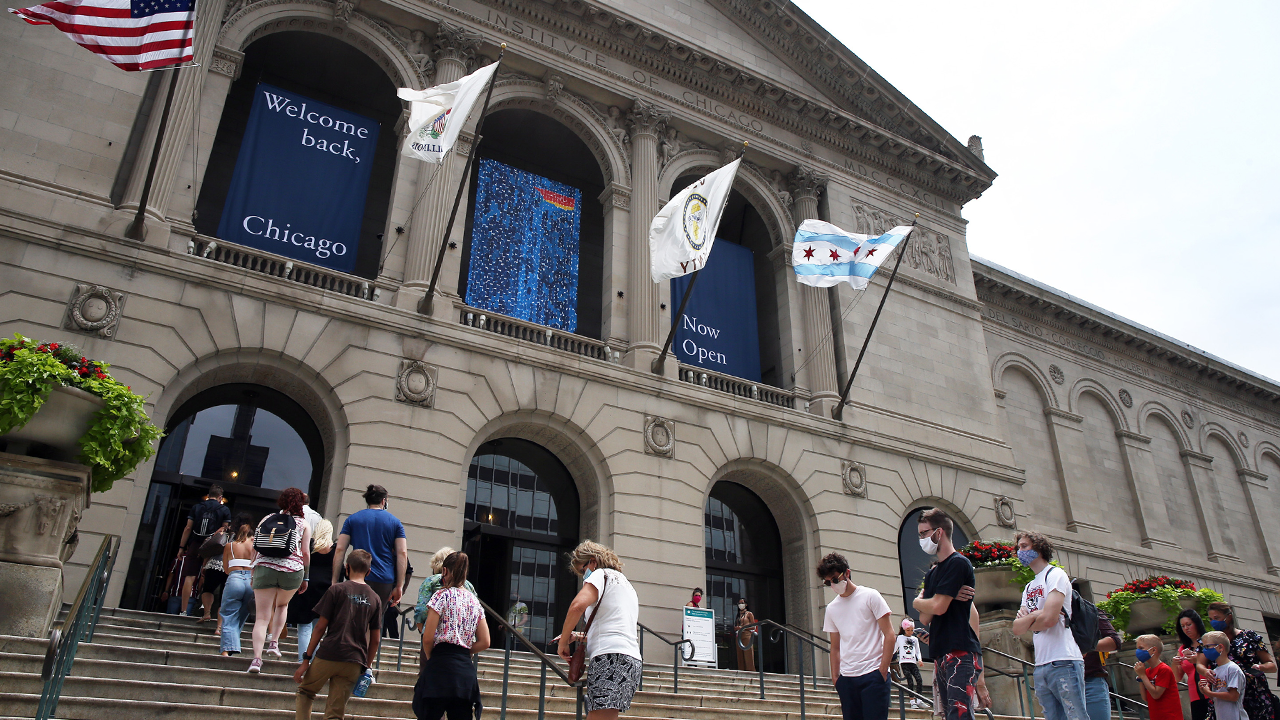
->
[413, 552, 490, 720]
[1204, 602, 1278, 720]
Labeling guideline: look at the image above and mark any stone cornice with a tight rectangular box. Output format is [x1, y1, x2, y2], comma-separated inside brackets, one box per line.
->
[1115, 429, 1152, 444]
[1044, 407, 1084, 423]
[1180, 449, 1214, 463]
[1238, 468, 1268, 485]
[384, 0, 990, 205]
[973, 261, 1280, 414]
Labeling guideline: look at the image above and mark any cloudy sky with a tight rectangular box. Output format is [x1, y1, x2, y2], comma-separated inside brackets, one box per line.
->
[794, 0, 1280, 381]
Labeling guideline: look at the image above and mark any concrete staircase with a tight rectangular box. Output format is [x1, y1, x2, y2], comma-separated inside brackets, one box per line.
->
[0, 608, 946, 719]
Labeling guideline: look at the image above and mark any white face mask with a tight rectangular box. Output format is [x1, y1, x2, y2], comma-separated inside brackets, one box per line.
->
[828, 577, 849, 596]
[919, 529, 940, 555]
[738, 602, 746, 610]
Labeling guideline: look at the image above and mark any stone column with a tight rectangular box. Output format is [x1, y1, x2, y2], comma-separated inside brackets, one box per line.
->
[1236, 469, 1280, 574]
[397, 25, 479, 313]
[789, 166, 840, 416]
[623, 99, 669, 371]
[979, 611, 1040, 718]
[1115, 430, 1178, 549]
[599, 183, 631, 347]
[1179, 450, 1232, 562]
[118, 0, 229, 240]
[1043, 407, 1106, 533]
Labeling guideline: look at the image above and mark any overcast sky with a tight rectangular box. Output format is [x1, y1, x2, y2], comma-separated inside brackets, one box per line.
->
[794, 0, 1280, 382]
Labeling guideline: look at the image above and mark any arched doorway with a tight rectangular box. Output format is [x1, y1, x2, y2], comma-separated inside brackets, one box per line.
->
[121, 383, 324, 610]
[705, 480, 785, 672]
[458, 108, 607, 339]
[194, 31, 402, 279]
[462, 438, 581, 647]
[897, 508, 971, 659]
[670, 176, 783, 387]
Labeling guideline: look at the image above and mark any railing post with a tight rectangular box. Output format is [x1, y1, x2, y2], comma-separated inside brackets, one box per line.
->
[798, 636, 806, 720]
[1022, 661, 1035, 720]
[757, 627, 765, 699]
[501, 632, 512, 720]
[673, 641, 679, 694]
[811, 642, 817, 690]
[576, 684, 584, 720]
[538, 660, 547, 720]
[899, 685, 906, 720]
[637, 627, 644, 692]
[397, 611, 407, 672]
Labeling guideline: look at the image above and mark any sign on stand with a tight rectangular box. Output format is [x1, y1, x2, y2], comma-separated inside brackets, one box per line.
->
[682, 607, 717, 668]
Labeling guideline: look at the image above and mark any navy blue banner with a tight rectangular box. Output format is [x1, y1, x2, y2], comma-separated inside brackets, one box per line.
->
[217, 83, 379, 273]
[466, 158, 582, 332]
[671, 240, 761, 382]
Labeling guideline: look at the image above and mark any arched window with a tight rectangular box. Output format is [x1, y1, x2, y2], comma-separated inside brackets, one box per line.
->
[898, 508, 970, 639]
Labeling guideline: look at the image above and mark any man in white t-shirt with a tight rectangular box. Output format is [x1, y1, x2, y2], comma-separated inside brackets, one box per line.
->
[1012, 531, 1087, 720]
[818, 552, 894, 720]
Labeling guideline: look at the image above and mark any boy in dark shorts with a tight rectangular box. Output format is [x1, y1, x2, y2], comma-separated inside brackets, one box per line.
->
[294, 549, 383, 720]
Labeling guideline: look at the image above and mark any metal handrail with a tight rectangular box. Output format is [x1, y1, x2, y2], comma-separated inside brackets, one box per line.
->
[785, 622, 830, 648]
[982, 644, 1149, 720]
[37, 534, 120, 720]
[636, 622, 694, 693]
[477, 598, 582, 720]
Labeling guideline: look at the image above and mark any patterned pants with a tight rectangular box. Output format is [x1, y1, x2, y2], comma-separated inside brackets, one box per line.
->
[934, 651, 981, 720]
[585, 653, 642, 712]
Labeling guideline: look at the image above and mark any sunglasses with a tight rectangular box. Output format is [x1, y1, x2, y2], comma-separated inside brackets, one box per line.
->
[823, 574, 846, 587]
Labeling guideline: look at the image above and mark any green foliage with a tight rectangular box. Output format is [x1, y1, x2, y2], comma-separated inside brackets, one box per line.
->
[0, 334, 162, 492]
[1097, 583, 1224, 639]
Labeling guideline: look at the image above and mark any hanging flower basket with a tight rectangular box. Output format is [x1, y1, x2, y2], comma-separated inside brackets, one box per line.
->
[0, 334, 162, 493]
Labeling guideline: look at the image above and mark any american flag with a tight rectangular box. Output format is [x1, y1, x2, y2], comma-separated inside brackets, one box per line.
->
[10, 0, 194, 71]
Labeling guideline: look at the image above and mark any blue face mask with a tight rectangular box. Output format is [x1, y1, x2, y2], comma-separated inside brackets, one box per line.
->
[1135, 649, 1151, 663]
[1017, 549, 1040, 566]
[583, 568, 593, 580]
[1210, 619, 1228, 632]
[1202, 646, 1221, 664]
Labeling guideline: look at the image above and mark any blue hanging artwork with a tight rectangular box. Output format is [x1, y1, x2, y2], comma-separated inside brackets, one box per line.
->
[466, 158, 582, 332]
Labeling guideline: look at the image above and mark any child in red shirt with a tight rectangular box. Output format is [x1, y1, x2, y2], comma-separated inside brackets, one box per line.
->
[1134, 634, 1185, 720]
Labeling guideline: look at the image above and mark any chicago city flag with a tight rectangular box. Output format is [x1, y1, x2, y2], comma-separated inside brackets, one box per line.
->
[9, 0, 195, 71]
[791, 219, 915, 290]
[650, 158, 741, 283]
[398, 62, 499, 163]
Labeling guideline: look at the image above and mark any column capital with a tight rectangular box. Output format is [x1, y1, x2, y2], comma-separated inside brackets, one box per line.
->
[1043, 406, 1084, 423]
[787, 165, 829, 202]
[1180, 448, 1214, 464]
[1238, 468, 1268, 485]
[627, 99, 670, 140]
[433, 22, 483, 66]
[1115, 429, 1152, 444]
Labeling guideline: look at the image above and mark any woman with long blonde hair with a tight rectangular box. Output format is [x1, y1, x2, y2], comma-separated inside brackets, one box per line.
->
[289, 517, 335, 662]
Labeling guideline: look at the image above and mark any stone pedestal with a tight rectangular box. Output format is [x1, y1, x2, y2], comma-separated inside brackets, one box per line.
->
[979, 610, 1039, 718]
[0, 452, 89, 638]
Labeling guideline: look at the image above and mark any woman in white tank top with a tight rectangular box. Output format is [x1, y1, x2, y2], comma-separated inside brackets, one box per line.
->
[219, 516, 257, 656]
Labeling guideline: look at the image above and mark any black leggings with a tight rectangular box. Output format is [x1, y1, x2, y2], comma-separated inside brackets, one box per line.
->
[901, 662, 923, 694]
[1190, 698, 1209, 720]
[413, 698, 472, 720]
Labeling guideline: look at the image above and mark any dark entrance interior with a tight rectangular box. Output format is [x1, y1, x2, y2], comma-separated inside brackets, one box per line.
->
[461, 438, 580, 649]
[705, 481, 785, 672]
[121, 383, 324, 611]
[458, 108, 606, 339]
[194, 31, 401, 279]
[897, 508, 970, 661]
[671, 176, 781, 387]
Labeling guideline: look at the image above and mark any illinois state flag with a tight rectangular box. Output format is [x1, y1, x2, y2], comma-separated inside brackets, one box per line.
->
[398, 62, 499, 163]
[650, 158, 740, 283]
[791, 219, 914, 290]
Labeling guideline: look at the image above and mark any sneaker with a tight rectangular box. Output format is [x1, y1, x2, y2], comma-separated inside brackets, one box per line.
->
[266, 640, 281, 658]
[247, 658, 262, 673]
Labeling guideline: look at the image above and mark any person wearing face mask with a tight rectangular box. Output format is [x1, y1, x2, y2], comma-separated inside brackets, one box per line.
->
[1133, 634, 1184, 720]
[686, 587, 704, 608]
[1172, 610, 1211, 720]
[1012, 531, 1087, 720]
[817, 551, 894, 720]
[913, 508, 984, 720]
[1198, 602, 1278, 720]
[734, 598, 757, 672]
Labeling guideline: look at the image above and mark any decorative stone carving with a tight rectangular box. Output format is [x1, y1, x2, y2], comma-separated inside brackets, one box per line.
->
[1239, 431, 1249, 448]
[627, 98, 669, 140]
[643, 416, 674, 457]
[332, 0, 356, 25]
[994, 496, 1017, 528]
[404, 29, 435, 81]
[658, 126, 687, 173]
[769, 170, 793, 209]
[394, 360, 436, 407]
[433, 22, 482, 69]
[544, 73, 565, 106]
[209, 46, 244, 80]
[968, 135, 985, 161]
[1049, 365, 1065, 385]
[841, 461, 867, 498]
[64, 283, 125, 338]
[603, 105, 631, 154]
[787, 165, 828, 201]
[1182, 410, 1194, 429]
[1118, 389, 1133, 408]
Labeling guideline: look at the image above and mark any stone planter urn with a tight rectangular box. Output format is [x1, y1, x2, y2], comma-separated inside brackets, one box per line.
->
[1125, 598, 1169, 634]
[973, 565, 1023, 611]
[1178, 596, 1200, 614]
[0, 385, 98, 637]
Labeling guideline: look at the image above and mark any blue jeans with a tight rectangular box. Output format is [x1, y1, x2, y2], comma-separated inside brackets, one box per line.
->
[1035, 660, 1088, 720]
[219, 571, 254, 653]
[1084, 677, 1111, 720]
[836, 670, 891, 720]
[297, 620, 315, 662]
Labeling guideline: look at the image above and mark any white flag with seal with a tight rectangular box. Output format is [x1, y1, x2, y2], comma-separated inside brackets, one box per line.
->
[397, 62, 499, 163]
[650, 159, 741, 283]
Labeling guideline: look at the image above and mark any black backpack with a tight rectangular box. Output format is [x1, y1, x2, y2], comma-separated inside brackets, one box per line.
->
[253, 513, 297, 558]
[1054, 568, 1100, 653]
[190, 500, 220, 538]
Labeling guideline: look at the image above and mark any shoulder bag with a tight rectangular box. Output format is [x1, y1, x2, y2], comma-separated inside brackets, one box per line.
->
[568, 571, 609, 684]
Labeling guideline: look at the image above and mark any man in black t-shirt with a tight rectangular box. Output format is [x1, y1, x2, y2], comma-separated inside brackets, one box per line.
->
[913, 508, 983, 720]
[174, 485, 231, 616]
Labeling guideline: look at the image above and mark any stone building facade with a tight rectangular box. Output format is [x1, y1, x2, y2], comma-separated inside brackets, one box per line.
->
[1, 0, 1277, 667]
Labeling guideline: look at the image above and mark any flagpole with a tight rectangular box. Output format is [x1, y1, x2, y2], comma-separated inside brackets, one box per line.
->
[651, 141, 748, 376]
[123, 66, 181, 241]
[419, 44, 506, 316]
[831, 214, 919, 422]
